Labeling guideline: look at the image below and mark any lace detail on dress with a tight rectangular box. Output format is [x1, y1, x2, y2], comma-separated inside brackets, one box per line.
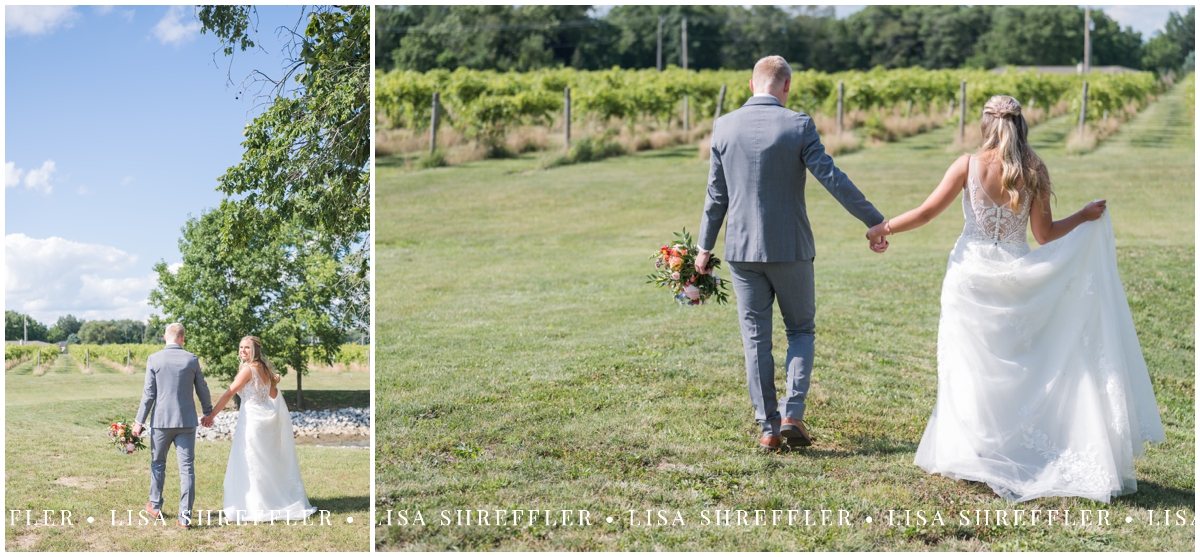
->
[242, 368, 273, 407]
[1021, 427, 1110, 495]
[961, 155, 1032, 251]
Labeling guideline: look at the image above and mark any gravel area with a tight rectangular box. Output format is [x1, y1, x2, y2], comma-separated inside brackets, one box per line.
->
[197, 407, 370, 441]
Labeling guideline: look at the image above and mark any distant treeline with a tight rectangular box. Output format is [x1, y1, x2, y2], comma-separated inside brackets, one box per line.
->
[4, 311, 369, 346]
[377, 5, 1194, 75]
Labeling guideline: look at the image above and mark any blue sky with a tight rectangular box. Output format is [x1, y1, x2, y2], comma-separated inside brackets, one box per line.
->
[6, 5, 309, 325]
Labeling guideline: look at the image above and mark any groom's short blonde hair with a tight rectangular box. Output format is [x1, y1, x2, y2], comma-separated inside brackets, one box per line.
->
[164, 323, 185, 343]
[752, 55, 792, 90]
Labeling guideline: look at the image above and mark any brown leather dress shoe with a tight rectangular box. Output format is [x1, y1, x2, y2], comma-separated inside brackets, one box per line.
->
[781, 418, 812, 447]
[757, 433, 782, 451]
[145, 502, 161, 519]
[177, 519, 190, 529]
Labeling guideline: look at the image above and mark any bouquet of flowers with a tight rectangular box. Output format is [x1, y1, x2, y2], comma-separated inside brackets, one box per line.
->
[109, 418, 146, 455]
[647, 228, 730, 306]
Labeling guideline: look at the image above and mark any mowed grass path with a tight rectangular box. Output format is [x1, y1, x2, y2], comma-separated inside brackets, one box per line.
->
[5, 356, 371, 551]
[375, 83, 1193, 550]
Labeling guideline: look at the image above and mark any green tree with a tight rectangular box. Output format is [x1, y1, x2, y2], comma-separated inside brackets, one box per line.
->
[151, 205, 351, 409]
[78, 321, 121, 345]
[47, 314, 83, 343]
[197, 5, 369, 345]
[1142, 7, 1194, 75]
[5, 311, 48, 342]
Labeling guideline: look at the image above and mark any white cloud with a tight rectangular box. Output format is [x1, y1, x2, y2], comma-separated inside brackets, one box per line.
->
[5, 6, 79, 36]
[121, 9, 136, 22]
[6, 160, 56, 193]
[6, 162, 24, 188]
[77, 185, 90, 195]
[22, 160, 56, 194]
[121, 176, 134, 186]
[94, 6, 114, 16]
[168, 262, 184, 273]
[152, 5, 199, 46]
[5, 234, 158, 323]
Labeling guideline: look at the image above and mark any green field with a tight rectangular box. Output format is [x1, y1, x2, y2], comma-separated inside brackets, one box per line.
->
[5, 351, 371, 551]
[374, 83, 1194, 550]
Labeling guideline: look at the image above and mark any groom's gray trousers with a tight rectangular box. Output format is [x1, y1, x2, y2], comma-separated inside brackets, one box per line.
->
[149, 427, 196, 522]
[728, 259, 816, 436]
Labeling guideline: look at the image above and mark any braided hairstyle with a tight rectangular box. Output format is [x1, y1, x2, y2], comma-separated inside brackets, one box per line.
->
[978, 95, 1052, 211]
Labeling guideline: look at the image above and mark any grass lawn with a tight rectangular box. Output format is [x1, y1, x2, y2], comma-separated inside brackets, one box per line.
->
[374, 82, 1193, 551]
[4, 351, 371, 551]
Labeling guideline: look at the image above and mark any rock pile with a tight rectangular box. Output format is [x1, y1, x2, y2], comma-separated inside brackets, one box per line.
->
[197, 407, 370, 441]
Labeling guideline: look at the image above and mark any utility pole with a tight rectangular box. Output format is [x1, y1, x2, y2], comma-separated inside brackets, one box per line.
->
[682, 16, 689, 134]
[681, 17, 688, 70]
[656, 16, 663, 72]
[1084, 7, 1094, 74]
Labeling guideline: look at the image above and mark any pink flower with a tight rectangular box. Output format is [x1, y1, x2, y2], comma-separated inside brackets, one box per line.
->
[671, 271, 680, 280]
[125, 443, 135, 453]
[683, 285, 700, 301]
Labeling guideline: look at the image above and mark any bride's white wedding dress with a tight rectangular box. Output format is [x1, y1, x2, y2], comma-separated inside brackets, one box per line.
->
[914, 156, 1165, 503]
[223, 371, 317, 522]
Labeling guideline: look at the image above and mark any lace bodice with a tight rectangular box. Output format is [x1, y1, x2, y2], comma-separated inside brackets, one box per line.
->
[241, 367, 273, 407]
[961, 155, 1031, 253]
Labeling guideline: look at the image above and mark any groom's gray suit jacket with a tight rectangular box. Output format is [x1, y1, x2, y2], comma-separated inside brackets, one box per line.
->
[135, 344, 213, 428]
[699, 95, 884, 260]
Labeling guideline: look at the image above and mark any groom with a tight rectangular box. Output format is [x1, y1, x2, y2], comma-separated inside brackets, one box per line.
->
[132, 323, 213, 528]
[696, 55, 886, 451]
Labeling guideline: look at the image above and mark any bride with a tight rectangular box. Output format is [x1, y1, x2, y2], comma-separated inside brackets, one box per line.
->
[866, 95, 1165, 503]
[202, 336, 317, 522]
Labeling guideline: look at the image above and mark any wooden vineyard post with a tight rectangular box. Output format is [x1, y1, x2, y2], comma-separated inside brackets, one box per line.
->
[1078, 81, 1089, 140]
[86, 348, 90, 370]
[430, 91, 440, 155]
[713, 84, 727, 128]
[958, 81, 967, 143]
[37, 350, 41, 367]
[906, 99, 912, 119]
[127, 348, 131, 368]
[837, 82, 844, 136]
[564, 87, 571, 152]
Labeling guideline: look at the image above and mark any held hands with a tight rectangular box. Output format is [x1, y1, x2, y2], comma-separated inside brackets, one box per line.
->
[200, 414, 215, 428]
[866, 221, 890, 253]
[1081, 199, 1107, 221]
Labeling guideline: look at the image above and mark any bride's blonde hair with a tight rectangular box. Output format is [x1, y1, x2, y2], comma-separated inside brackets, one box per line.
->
[241, 335, 280, 387]
[978, 95, 1052, 210]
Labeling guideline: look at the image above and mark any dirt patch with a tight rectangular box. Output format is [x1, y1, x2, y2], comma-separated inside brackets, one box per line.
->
[295, 434, 369, 448]
[656, 462, 701, 474]
[51, 476, 129, 490]
[9, 530, 41, 550]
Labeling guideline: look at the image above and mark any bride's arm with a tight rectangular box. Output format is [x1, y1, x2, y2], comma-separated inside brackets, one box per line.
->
[203, 365, 253, 424]
[1029, 189, 1107, 244]
[867, 153, 970, 239]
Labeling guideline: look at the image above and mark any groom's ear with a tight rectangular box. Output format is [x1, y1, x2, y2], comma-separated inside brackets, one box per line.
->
[783, 79, 791, 93]
[747, 78, 755, 94]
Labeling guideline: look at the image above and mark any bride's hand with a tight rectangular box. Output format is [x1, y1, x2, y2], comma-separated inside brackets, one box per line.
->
[866, 222, 889, 253]
[1081, 199, 1107, 221]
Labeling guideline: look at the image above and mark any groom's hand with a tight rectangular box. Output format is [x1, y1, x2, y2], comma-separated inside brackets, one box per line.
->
[132, 423, 143, 437]
[694, 251, 712, 275]
[200, 415, 214, 428]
